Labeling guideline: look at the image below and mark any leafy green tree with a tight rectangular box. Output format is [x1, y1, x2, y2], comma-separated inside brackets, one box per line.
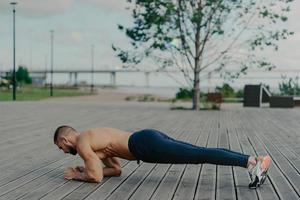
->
[279, 76, 300, 96]
[176, 88, 193, 99]
[215, 83, 235, 98]
[236, 89, 244, 98]
[3, 66, 32, 87]
[113, 0, 294, 110]
[16, 66, 32, 85]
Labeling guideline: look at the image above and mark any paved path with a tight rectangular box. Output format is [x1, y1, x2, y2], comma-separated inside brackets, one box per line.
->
[0, 102, 299, 200]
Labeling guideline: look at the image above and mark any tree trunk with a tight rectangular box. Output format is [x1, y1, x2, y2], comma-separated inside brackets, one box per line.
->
[192, 69, 200, 110]
[193, 1, 202, 111]
[193, 51, 200, 110]
[193, 23, 201, 110]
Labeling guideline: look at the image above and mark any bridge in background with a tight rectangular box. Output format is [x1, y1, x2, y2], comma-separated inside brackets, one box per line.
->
[1, 68, 300, 87]
[0, 69, 181, 87]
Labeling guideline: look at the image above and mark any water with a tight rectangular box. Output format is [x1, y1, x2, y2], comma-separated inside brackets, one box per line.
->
[38, 69, 300, 97]
[117, 86, 179, 98]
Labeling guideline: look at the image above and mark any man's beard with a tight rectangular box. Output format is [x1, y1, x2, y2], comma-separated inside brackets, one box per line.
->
[69, 147, 77, 155]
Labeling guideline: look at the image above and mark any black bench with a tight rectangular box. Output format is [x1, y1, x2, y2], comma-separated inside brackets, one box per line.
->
[270, 96, 294, 108]
[243, 84, 271, 107]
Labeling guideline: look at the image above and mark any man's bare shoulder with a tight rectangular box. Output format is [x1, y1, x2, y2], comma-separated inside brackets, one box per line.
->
[78, 129, 92, 140]
[84, 127, 130, 135]
[77, 128, 114, 150]
[76, 131, 92, 149]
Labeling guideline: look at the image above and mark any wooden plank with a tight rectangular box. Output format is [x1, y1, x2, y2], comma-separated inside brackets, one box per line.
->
[23, 160, 128, 200]
[40, 180, 87, 200]
[17, 167, 80, 200]
[258, 132, 300, 196]
[226, 110, 258, 200]
[172, 112, 212, 200]
[229, 131, 258, 200]
[105, 163, 156, 200]
[83, 161, 140, 200]
[256, 110, 300, 156]
[246, 111, 300, 199]
[127, 164, 170, 200]
[247, 134, 299, 199]
[0, 157, 72, 197]
[216, 112, 236, 200]
[56, 162, 128, 200]
[0, 166, 64, 200]
[236, 111, 280, 200]
[261, 119, 300, 175]
[253, 110, 300, 171]
[2, 158, 95, 200]
[240, 111, 298, 200]
[194, 113, 219, 200]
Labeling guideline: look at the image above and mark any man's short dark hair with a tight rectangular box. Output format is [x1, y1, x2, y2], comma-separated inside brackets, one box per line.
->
[54, 125, 76, 144]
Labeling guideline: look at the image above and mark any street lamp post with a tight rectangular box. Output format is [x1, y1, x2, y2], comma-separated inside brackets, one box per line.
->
[10, 1, 17, 101]
[50, 30, 54, 96]
[91, 44, 94, 93]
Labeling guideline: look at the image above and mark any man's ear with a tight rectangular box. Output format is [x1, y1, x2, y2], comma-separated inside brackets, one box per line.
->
[61, 136, 69, 145]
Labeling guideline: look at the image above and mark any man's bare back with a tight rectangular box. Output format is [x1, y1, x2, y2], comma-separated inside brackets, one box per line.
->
[80, 127, 136, 160]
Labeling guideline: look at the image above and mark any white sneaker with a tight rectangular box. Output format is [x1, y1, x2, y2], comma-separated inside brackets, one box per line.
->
[248, 156, 271, 189]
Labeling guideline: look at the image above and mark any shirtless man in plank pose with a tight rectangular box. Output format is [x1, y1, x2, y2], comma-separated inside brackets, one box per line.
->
[53, 125, 271, 189]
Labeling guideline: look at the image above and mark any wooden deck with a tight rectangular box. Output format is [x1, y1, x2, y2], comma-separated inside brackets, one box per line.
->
[0, 101, 300, 200]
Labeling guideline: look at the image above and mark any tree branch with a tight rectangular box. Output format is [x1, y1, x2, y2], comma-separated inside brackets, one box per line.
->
[177, 0, 195, 70]
[200, 10, 256, 71]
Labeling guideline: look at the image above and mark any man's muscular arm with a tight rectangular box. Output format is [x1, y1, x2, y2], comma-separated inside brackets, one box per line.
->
[73, 138, 103, 183]
[74, 157, 122, 177]
[102, 157, 122, 177]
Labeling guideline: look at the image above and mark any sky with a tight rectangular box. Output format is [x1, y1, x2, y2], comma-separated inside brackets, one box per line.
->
[0, 0, 132, 71]
[0, 0, 299, 86]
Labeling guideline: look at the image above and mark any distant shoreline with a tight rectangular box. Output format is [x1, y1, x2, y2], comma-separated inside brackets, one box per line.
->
[43, 86, 172, 103]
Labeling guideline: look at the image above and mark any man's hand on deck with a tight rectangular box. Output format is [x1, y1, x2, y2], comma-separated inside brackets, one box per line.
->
[64, 167, 76, 180]
[75, 166, 85, 172]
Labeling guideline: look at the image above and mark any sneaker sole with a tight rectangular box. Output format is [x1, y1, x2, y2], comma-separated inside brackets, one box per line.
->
[248, 156, 271, 189]
[249, 176, 260, 189]
[259, 170, 268, 185]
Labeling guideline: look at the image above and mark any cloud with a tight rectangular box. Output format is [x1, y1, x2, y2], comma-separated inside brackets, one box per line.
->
[0, 0, 73, 18]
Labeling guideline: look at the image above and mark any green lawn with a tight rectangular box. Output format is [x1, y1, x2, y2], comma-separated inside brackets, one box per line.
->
[0, 87, 91, 101]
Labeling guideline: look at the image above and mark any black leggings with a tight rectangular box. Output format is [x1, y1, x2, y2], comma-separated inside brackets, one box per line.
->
[128, 129, 249, 168]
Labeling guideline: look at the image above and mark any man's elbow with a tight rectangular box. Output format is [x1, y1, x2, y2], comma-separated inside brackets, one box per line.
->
[114, 167, 122, 177]
[88, 174, 103, 183]
[90, 176, 102, 183]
